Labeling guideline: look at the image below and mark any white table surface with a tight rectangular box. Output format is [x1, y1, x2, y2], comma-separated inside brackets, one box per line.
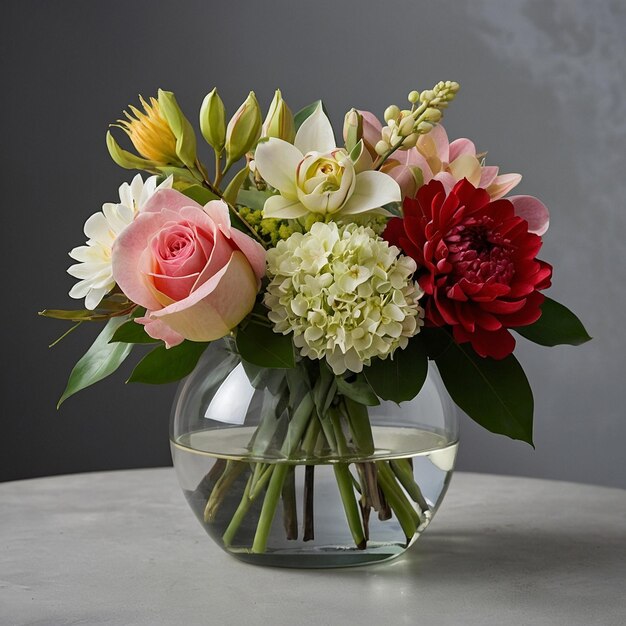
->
[1, 469, 625, 626]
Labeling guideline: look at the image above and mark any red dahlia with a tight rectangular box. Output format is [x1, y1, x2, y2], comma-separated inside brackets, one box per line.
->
[384, 179, 552, 359]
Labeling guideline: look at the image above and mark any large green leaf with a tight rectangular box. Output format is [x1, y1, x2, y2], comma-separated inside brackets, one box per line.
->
[363, 337, 428, 403]
[514, 297, 591, 347]
[127, 341, 209, 384]
[294, 100, 328, 130]
[58, 317, 134, 407]
[223, 166, 250, 205]
[236, 188, 274, 212]
[180, 184, 219, 205]
[109, 319, 159, 344]
[236, 321, 295, 369]
[432, 334, 534, 445]
[336, 373, 380, 406]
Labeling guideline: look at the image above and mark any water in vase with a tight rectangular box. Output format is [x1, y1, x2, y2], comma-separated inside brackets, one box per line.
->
[171, 426, 457, 568]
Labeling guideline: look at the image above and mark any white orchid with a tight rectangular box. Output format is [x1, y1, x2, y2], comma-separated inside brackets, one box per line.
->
[254, 103, 401, 220]
[67, 174, 172, 310]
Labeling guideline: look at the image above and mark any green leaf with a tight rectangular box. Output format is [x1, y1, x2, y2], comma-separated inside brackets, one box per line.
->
[109, 319, 159, 344]
[381, 201, 402, 217]
[223, 166, 250, 205]
[180, 184, 219, 205]
[237, 188, 273, 212]
[127, 341, 209, 384]
[336, 373, 380, 406]
[294, 100, 328, 130]
[364, 337, 428, 403]
[40, 295, 135, 322]
[58, 317, 134, 407]
[236, 321, 295, 369]
[433, 335, 534, 445]
[514, 296, 591, 347]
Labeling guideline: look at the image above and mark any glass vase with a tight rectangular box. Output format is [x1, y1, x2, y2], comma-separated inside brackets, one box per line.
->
[170, 339, 459, 568]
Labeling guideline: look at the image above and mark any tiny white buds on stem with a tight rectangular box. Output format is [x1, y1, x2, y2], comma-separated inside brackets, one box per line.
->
[384, 105, 400, 123]
[408, 90, 420, 104]
[375, 140, 389, 156]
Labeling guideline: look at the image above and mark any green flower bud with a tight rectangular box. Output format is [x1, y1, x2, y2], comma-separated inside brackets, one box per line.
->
[262, 89, 295, 143]
[157, 89, 197, 170]
[343, 108, 363, 153]
[225, 91, 262, 170]
[199, 88, 226, 153]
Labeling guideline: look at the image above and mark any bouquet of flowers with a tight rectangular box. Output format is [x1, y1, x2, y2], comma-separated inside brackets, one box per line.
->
[42, 81, 589, 559]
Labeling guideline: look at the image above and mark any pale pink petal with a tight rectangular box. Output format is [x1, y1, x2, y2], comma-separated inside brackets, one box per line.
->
[229, 229, 266, 280]
[202, 199, 231, 232]
[192, 228, 232, 290]
[448, 154, 482, 186]
[150, 271, 199, 301]
[136, 317, 184, 348]
[509, 195, 550, 235]
[487, 173, 522, 200]
[427, 125, 450, 163]
[112, 212, 173, 310]
[479, 165, 499, 188]
[357, 110, 383, 156]
[141, 188, 202, 214]
[397, 146, 432, 174]
[432, 172, 457, 194]
[387, 164, 420, 198]
[150, 251, 258, 342]
[449, 138, 477, 161]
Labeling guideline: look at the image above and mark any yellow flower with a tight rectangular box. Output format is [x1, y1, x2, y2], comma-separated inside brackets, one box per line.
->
[114, 95, 179, 165]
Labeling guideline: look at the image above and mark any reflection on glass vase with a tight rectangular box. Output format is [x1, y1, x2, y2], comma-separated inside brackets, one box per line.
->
[170, 339, 459, 568]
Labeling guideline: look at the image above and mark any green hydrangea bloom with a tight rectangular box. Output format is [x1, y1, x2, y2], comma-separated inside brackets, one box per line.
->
[265, 222, 424, 375]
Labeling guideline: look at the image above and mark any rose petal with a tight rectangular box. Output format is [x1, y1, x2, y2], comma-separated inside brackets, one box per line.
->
[135, 317, 184, 348]
[294, 102, 336, 154]
[509, 195, 550, 235]
[141, 188, 202, 214]
[150, 251, 258, 342]
[112, 211, 174, 310]
[228, 229, 266, 280]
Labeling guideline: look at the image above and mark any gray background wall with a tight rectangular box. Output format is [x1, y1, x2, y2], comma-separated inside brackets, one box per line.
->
[2, 0, 624, 486]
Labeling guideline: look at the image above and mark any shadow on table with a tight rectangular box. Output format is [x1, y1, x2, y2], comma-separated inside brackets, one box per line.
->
[323, 525, 626, 584]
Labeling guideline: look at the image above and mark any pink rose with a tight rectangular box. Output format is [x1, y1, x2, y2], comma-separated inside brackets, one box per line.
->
[112, 189, 265, 347]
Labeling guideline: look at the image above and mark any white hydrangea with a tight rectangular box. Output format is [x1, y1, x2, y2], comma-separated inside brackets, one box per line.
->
[265, 222, 424, 375]
[67, 174, 172, 310]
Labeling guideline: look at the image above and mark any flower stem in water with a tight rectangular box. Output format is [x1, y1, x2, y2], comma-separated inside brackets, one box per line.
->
[333, 463, 366, 550]
[252, 463, 290, 553]
[281, 466, 298, 540]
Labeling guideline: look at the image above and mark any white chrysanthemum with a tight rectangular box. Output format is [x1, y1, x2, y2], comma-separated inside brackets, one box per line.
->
[265, 222, 424, 375]
[67, 174, 172, 309]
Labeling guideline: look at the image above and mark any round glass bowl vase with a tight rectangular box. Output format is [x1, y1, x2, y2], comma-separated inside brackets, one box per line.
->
[170, 339, 459, 568]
